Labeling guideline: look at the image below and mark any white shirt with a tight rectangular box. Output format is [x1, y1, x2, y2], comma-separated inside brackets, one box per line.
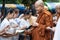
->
[14, 18, 21, 25]
[53, 16, 57, 24]
[53, 18, 60, 40]
[9, 19, 18, 27]
[8, 19, 19, 34]
[12, 18, 30, 29]
[0, 18, 10, 32]
[19, 18, 30, 29]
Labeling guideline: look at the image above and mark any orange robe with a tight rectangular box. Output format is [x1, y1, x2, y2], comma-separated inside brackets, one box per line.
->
[31, 10, 53, 40]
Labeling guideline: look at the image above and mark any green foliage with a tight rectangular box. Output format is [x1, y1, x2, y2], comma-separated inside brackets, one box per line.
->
[5, 0, 17, 4]
[0, 0, 60, 4]
[0, 0, 20, 4]
[0, 0, 2, 4]
[16, 0, 22, 4]
[22, 0, 37, 6]
[44, 0, 59, 2]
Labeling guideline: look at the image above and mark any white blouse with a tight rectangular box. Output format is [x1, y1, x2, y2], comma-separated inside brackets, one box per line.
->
[0, 18, 10, 32]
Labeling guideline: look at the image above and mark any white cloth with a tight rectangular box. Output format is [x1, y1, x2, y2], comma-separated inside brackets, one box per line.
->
[14, 18, 22, 30]
[5, 19, 18, 34]
[14, 18, 30, 28]
[14, 18, 21, 25]
[0, 18, 13, 40]
[53, 16, 57, 24]
[0, 18, 10, 32]
[53, 18, 60, 40]
[9, 19, 18, 27]
[19, 18, 30, 29]
[0, 37, 13, 40]
[9, 18, 18, 25]
[9, 18, 21, 40]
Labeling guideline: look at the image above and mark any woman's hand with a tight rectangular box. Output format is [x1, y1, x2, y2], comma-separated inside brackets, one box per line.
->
[20, 26, 26, 30]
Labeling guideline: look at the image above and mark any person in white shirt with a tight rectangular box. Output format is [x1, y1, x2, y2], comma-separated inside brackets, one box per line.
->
[10, 8, 26, 40]
[0, 9, 14, 40]
[19, 10, 39, 40]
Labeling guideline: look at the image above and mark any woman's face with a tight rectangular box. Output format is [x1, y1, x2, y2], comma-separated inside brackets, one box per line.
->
[8, 13, 14, 19]
[13, 10, 19, 18]
[24, 14, 30, 19]
[13, 13, 19, 18]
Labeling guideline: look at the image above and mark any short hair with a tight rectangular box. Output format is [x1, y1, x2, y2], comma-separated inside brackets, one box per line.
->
[7, 9, 14, 14]
[13, 8, 19, 14]
[2, 9, 14, 21]
[35, 0, 44, 6]
[25, 10, 30, 15]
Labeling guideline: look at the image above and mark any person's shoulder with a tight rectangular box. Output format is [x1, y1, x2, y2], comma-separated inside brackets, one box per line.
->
[31, 16, 37, 19]
[44, 10, 52, 16]
[0, 18, 10, 27]
[9, 19, 14, 22]
[20, 18, 23, 20]
[2, 18, 9, 23]
[14, 18, 20, 21]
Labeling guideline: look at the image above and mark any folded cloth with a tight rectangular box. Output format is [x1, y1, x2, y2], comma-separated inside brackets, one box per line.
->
[16, 30, 24, 33]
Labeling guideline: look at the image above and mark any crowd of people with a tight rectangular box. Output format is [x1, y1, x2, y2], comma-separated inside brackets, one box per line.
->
[0, 0, 60, 40]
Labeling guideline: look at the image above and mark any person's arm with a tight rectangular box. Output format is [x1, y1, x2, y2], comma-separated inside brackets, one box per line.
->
[19, 20, 27, 30]
[46, 27, 55, 32]
[0, 22, 10, 35]
[17, 26, 27, 30]
[32, 22, 39, 26]
[0, 25, 13, 37]
[45, 13, 53, 29]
